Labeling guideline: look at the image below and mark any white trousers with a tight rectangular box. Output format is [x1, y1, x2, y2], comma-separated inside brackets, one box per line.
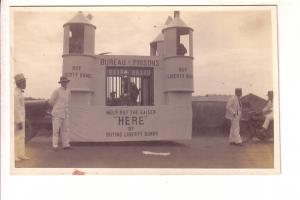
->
[262, 113, 273, 130]
[52, 117, 70, 148]
[15, 128, 26, 158]
[228, 118, 242, 144]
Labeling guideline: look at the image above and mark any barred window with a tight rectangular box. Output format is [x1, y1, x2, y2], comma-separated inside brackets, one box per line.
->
[106, 67, 154, 106]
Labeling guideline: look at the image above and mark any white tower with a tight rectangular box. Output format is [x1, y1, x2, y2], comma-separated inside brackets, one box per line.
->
[162, 11, 194, 105]
[62, 11, 96, 106]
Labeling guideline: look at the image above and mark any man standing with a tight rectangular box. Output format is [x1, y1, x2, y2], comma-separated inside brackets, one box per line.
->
[129, 82, 139, 105]
[48, 76, 71, 151]
[14, 73, 30, 161]
[260, 91, 273, 132]
[225, 88, 243, 146]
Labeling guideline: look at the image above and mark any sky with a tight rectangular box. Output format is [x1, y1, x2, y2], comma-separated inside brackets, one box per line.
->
[12, 7, 276, 99]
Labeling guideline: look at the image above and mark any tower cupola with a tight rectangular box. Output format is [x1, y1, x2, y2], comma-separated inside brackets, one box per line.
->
[63, 11, 96, 55]
[162, 11, 193, 57]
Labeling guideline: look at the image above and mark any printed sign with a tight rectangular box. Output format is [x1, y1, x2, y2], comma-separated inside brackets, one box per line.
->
[69, 106, 192, 142]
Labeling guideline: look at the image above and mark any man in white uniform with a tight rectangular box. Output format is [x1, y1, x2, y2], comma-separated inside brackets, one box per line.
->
[260, 91, 273, 132]
[225, 88, 243, 146]
[14, 73, 30, 161]
[49, 76, 71, 151]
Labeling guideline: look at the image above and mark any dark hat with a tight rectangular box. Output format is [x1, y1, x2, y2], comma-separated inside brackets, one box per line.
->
[58, 76, 70, 83]
[235, 88, 242, 96]
[267, 91, 273, 97]
[235, 88, 242, 93]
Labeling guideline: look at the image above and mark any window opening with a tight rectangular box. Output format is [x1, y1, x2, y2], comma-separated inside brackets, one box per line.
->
[69, 24, 84, 53]
[176, 29, 189, 56]
[106, 67, 154, 106]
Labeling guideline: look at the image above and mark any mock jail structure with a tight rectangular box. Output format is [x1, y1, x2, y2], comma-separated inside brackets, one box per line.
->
[62, 11, 194, 141]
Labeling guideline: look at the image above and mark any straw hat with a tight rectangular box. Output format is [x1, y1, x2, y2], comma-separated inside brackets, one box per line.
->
[58, 76, 70, 83]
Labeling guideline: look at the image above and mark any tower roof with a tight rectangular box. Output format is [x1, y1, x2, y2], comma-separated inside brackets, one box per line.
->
[163, 11, 193, 34]
[63, 11, 96, 28]
[150, 16, 173, 44]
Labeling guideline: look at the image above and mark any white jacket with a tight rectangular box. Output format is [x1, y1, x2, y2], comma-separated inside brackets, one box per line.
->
[14, 87, 25, 132]
[262, 100, 273, 116]
[225, 96, 242, 120]
[49, 87, 70, 119]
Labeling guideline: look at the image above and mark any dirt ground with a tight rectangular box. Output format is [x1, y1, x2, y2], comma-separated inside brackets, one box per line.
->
[15, 134, 274, 169]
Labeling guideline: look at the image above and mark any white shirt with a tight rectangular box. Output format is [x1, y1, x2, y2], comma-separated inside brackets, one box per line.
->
[49, 87, 70, 118]
[262, 100, 273, 115]
[225, 96, 242, 120]
[14, 87, 25, 124]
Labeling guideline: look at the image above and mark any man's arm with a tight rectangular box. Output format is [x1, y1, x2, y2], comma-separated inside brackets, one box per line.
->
[48, 89, 58, 107]
[226, 98, 236, 116]
[14, 90, 23, 130]
[262, 101, 272, 114]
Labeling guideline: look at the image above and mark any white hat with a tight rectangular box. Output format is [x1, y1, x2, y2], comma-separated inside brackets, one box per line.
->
[14, 73, 26, 83]
[58, 76, 70, 83]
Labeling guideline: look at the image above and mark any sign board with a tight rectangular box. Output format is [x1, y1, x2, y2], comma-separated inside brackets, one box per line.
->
[69, 105, 192, 141]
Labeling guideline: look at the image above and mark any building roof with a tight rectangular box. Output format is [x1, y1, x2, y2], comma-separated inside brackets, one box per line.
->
[193, 93, 268, 103]
[240, 93, 267, 112]
[151, 33, 164, 44]
[192, 95, 232, 102]
[63, 11, 96, 28]
[151, 16, 173, 44]
[241, 93, 267, 101]
[162, 11, 193, 34]
[25, 99, 48, 106]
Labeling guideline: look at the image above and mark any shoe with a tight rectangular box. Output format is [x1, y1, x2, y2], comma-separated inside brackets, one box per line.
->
[15, 157, 21, 162]
[52, 147, 59, 151]
[235, 143, 244, 146]
[63, 146, 72, 150]
[19, 155, 30, 160]
[230, 142, 243, 146]
[242, 139, 249, 143]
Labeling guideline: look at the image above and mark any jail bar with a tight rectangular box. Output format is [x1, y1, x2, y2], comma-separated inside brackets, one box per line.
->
[106, 67, 153, 106]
